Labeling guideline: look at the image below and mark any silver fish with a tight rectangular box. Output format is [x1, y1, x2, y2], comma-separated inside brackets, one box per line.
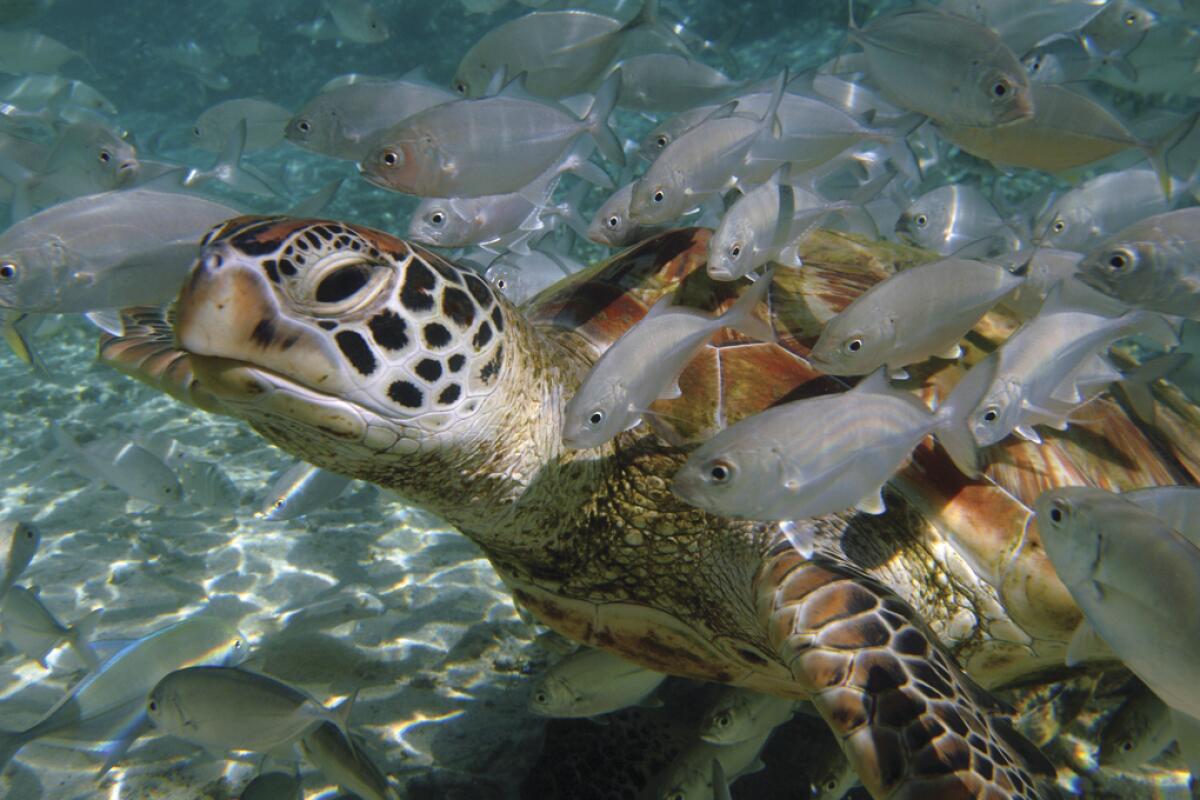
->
[52, 427, 183, 507]
[1077, 207, 1200, 317]
[0, 519, 38, 601]
[286, 70, 457, 161]
[562, 271, 774, 449]
[608, 53, 745, 112]
[322, 0, 388, 43]
[1034, 168, 1175, 252]
[484, 246, 582, 305]
[278, 590, 385, 636]
[1099, 681, 1174, 768]
[0, 30, 85, 74]
[360, 73, 623, 198]
[161, 40, 230, 91]
[1035, 487, 1200, 723]
[177, 459, 240, 510]
[967, 289, 1176, 447]
[453, 0, 673, 99]
[0, 616, 245, 771]
[0, 188, 239, 313]
[241, 771, 302, 800]
[809, 257, 1024, 377]
[301, 721, 399, 800]
[807, 727, 859, 800]
[672, 365, 987, 520]
[0, 74, 116, 116]
[1, 585, 97, 668]
[848, 4, 1033, 127]
[698, 688, 794, 745]
[895, 184, 1023, 258]
[941, 0, 1109, 55]
[258, 461, 353, 520]
[528, 647, 666, 717]
[148, 666, 351, 753]
[655, 725, 772, 800]
[588, 180, 670, 248]
[629, 71, 785, 225]
[192, 98, 292, 153]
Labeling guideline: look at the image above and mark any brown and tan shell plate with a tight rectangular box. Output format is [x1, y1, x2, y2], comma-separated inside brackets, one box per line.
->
[527, 227, 1200, 645]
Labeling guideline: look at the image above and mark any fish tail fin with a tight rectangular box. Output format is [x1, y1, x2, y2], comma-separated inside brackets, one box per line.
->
[200, 118, 281, 199]
[1147, 113, 1195, 201]
[934, 357, 998, 479]
[70, 609, 103, 670]
[287, 177, 343, 216]
[0, 729, 27, 774]
[720, 266, 776, 342]
[1128, 310, 1180, 350]
[1, 312, 50, 377]
[584, 71, 625, 168]
[330, 688, 359, 748]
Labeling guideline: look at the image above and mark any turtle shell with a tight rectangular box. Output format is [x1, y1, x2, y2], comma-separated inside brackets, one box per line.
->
[528, 227, 1200, 655]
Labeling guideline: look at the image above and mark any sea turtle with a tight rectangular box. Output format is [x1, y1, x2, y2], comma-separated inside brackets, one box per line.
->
[99, 216, 1200, 799]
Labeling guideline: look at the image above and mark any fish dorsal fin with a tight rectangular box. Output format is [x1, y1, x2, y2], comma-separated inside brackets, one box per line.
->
[702, 100, 740, 124]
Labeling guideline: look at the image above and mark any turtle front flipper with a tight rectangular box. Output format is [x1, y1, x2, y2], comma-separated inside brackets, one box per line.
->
[760, 541, 1056, 800]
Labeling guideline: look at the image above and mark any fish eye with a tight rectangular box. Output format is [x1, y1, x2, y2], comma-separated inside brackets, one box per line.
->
[982, 406, 999, 423]
[1052, 220, 1066, 233]
[825, 779, 838, 791]
[454, 81, 467, 94]
[429, 211, 446, 226]
[991, 80, 1010, 98]
[98, 149, 111, 163]
[297, 120, 311, 133]
[234, 639, 243, 649]
[1106, 250, 1131, 271]
[729, 242, 742, 258]
[606, 215, 620, 229]
[382, 149, 400, 167]
[655, 135, 669, 148]
[716, 713, 731, 728]
[0, 261, 17, 281]
[653, 190, 665, 204]
[148, 700, 157, 711]
[707, 460, 733, 483]
[587, 410, 605, 427]
[495, 278, 507, 290]
[1121, 740, 1134, 752]
[534, 691, 548, 704]
[914, 213, 928, 227]
[1124, 11, 1138, 24]
[1049, 499, 1069, 523]
[192, 126, 201, 136]
[846, 338, 863, 353]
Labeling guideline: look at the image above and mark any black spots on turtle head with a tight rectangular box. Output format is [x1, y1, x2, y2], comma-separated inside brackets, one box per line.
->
[437, 383, 461, 405]
[388, 380, 423, 409]
[471, 321, 493, 350]
[491, 305, 504, 332]
[448, 354, 465, 372]
[251, 318, 276, 347]
[232, 230, 284, 256]
[368, 309, 408, 351]
[463, 271, 495, 307]
[303, 229, 323, 249]
[263, 259, 281, 284]
[427, 256, 463, 285]
[480, 344, 503, 385]
[315, 263, 369, 303]
[317, 320, 337, 331]
[441, 287, 476, 329]
[335, 330, 377, 376]
[278, 258, 297, 276]
[414, 358, 442, 382]
[423, 322, 452, 349]
[400, 258, 437, 312]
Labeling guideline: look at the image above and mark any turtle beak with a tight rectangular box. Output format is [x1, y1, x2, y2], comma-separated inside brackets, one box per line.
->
[175, 244, 355, 400]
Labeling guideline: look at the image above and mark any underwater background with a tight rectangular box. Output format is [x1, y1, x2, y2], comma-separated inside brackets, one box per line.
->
[0, 0, 1197, 798]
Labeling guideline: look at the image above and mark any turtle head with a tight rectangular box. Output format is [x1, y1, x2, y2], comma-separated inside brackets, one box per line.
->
[174, 216, 511, 468]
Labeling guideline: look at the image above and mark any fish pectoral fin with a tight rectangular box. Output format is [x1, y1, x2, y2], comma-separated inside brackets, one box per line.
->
[657, 381, 683, 400]
[85, 310, 124, 337]
[1065, 620, 1115, 667]
[95, 712, 153, 778]
[888, 367, 909, 381]
[854, 487, 887, 515]
[780, 520, 816, 558]
[937, 343, 963, 361]
[1013, 425, 1042, 444]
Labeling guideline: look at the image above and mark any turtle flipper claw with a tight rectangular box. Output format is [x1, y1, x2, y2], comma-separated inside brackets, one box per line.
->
[763, 545, 1055, 800]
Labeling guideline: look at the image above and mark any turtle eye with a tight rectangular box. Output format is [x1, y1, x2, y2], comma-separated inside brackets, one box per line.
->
[429, 211, 446, 226]
[0, 261, 16, 281]
[381, 149, 400, 167]
[707, 460, 733, 484]
[653, 189, 665, 204]
[98, 149, 111, 163]
[297, 119, 311, 133]
[588, 410, 604, 427]
[315, 262, 370, 303]
[982, 406, 999, 423]
[606, 215, 620, 229]
[846, 337, 863, 353]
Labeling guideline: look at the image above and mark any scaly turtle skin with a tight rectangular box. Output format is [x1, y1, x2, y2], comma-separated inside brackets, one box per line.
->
[100, 218, 1200, 800]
